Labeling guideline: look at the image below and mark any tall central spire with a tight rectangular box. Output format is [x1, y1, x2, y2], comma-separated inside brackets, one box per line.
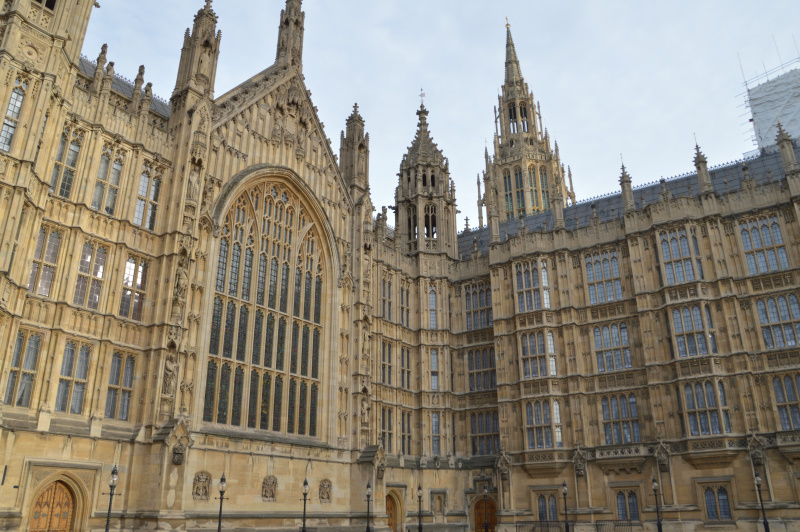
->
[505, 23, 522, 84]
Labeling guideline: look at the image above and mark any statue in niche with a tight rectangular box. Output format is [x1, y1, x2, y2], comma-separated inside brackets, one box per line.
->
[360, 397, 370, 427]
[171, 258, 190, 320]
[319, 479, 332, 503]
[163, 354, 178, 396]
[197, 47, 211, 80]
[262, 475, 278, 501]
[201, 178, 214, 215]
[192, 471, 211, 501]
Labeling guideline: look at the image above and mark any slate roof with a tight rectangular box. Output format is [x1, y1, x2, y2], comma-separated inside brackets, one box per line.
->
[77, 56, 172, 119]
[457, 142, 799, 259]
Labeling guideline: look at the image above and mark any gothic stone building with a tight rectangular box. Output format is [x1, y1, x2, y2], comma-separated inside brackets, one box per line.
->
[0, 1, 799, 531]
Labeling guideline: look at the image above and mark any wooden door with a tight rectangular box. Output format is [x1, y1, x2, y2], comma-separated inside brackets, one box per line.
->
[30, 481, 74, 532]
[475, 498, 497, 532]
[386, 495, 397, 532]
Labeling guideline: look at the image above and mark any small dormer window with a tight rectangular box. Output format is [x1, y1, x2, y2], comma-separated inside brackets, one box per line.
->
[33, 0, 57, 10]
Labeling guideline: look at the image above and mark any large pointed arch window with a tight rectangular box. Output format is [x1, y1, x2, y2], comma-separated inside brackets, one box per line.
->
[204, 183, 324, 438]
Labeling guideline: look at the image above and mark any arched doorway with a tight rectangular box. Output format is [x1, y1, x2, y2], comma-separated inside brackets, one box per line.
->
[475, 498, 497, 532]
[386, 495, 397, 532]
[30, 481, 74, 532]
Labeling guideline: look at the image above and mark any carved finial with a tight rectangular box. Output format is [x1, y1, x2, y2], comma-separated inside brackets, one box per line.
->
[506, 16, 510, 29]
[205, 0, 212, 9]
[419, 87, 425, 106]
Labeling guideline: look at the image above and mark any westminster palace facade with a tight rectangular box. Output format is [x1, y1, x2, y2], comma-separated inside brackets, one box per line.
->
[0, 1, 799, 531]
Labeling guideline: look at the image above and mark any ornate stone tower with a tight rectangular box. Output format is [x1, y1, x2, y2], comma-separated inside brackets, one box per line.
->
[395, 104, 458, 259]
[483, 22, 572, 223]
[339, 103, 370, 193]
[275, 0, 305, 71]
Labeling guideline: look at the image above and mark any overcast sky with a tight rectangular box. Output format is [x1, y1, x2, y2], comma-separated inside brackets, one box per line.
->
[83, 1, 800, 230]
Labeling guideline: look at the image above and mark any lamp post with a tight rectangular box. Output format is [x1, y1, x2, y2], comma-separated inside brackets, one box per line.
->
[302, 478, 309, 532]
[104, 465, 119, 532]
[216, 473, 228, 532]
[418, 485, 423, 532]
[755, 472, 771, 532]
[652, 477, 663, 532]
[483, 486, 489, 532]
[562, 481, 569, 532]
[366, 481, 372, 532]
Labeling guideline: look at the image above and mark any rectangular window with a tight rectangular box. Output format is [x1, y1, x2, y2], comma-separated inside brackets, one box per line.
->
[430, 349, 439, 391]
[381, 407, 393, 453]
[55, 343, 90, 414]
[91, 147, 124, 215]
[431, 412, 440, 455]
[467, 348, 497, 391]
[470, 410, 500, 455]
[741, 216, 789, 275]
[401, 347, 412, 390]
[28, 226, 61, 297]
[381, 341, 392, 385]
[133, 163, 161, 230]
[49, 128, 82, 198]
[400, 287, 410, 327]
[586, 251, 623, 304]
[105, 353, 135, 421]
[401, 411, 412, 454]
[119, 257, 148, 321]
[429, 289, 437, 329]
[73, 243, 107, 310]
[4, 331, 41, 408]
[382, 279, 393, 321]
[0, 80, 26, 152]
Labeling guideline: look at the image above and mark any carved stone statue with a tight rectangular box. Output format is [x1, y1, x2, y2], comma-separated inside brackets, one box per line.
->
[197, 48, 211, 79]
[262, 475, 278, 501]
[187, 166, 201, 202]
[749, 434, 766, 466]
[319, 479, 332, 503]
[192, 471, 211, 500]
[174, 259, 189, 301]
[163, 354, 178, 396]
[360, 397, 370, 427]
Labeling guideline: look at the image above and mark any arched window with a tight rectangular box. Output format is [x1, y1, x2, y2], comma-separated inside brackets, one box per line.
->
[468, 348, 496, 391]
[540, 167, 549, 209]
[429, 287, 437, 329]
[503, 170, 513, 220]
[528, 166, 539, 208]
[520, 103, 529, 133]
[525, 399, 562, 449]
[204, 183, 324, 438]
[670, 304, 718, 357]
[679, 380, 732, 436]
[133, 162, 161, 230]
[514, 167, 525, 216]
[424, 204, 437, 239]
[4, 331, 42, 407]
[595, 323, 631, 372]
[91, 145, 124, 215]
[470, 410, 499, 455]
[773, 374, 800, 430]
[757, 294, 800, 349]
[704, 486, 732, 520]
[741, 216, 789, 275]
[509, 104, 518, 134]
[617, 491, 639, 521]
[601, 394, 641, 444]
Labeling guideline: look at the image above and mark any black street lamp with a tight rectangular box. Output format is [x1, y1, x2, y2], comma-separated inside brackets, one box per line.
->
[366, 481, 372, 532]
[755, 472, 771, 532]
[483, 486, 489, 532]
[302, 478, 309, 532]
[104, 465, 119, 532]
[417, 485, 423, 532]
[562, 481, 569, 532]
[216, 473, 228, 532]
[652, 477, 663, 532]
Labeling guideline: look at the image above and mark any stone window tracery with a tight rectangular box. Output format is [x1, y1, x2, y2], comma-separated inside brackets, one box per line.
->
[616, 491, 639, 521]
[55, 342, 90, 414]
[540, 167, 549, 209]
[73, 242, 107, 310]
[400, 346, 412, 390]
[503, 169, 513, 220]
[49, 127, 83, 199]
[91, 145, 124, 215]
[704, 486, 732, 521]
[28, 226, 61, 298]
[382, 278, 392, 321]
[465, 281, 492, 331]
[105, 352, 135, 421]
[381, 341, 393, 385]
[521, 331, 556, 378]
[381, 406, 393, 452]
[0, 78, 27, 152]
[586, 251, 622, 304]
[659, 228, 703, 285]
[537, 494, 558, 521]
[515, 259, 550, 312]
[594, 323, 631, 372]
[401, 410, 412, 454]
[430, 349, 439, 391]
[133, 162, 161, 230]
[670, 305, 717, 357]
[773, 374, 800, 430]
[424, 204, 437, 239]
[601, 394, 640, 444]
[525, 399, 562, 449]
[470, 410, 499, 455]
[678, 380, 732, 436]
[741, 216, 789, 275]
[468, 347, 496, 391]
[4, 330, 42, 408]
[515, 166, 525, 217]
[756, 294, 800, 349]
[431, 411, 441, 455]
[400, 284, 410, 327]
[528, 166, 539, 208]
[204, 183, 323, 438]
[119, 256, 148, 321]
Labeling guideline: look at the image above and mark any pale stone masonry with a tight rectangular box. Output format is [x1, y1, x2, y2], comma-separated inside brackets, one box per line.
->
[0, 1, 798, 531]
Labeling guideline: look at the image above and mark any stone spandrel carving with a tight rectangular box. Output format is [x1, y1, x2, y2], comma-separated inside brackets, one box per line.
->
[319, 479, 332, 503]
[262, 475, 278, 501]
[192, 471, 211, 501]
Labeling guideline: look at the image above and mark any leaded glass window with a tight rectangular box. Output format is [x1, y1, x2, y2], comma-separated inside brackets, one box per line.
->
[105, 353, 134, 421]
[204, 182, 325, 436]
[55, 343, 90, 414]
[28, 226, 61, 297]
[133, 162, 161, 230]
[49, 127, 83, 198]
[91, 145, 124, 215]
[4, 331, 41, 408]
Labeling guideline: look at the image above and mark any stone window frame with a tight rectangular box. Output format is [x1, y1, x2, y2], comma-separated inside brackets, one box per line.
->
[503, 169, 513, 219]
[525, 399, 562, 449]
[49, 126, 84, 199]
[614, 489, 640, 521]
[0, 77, 28, 152]
[54, 341, 91, 415]
[104, 352, 135, 421]
[594, 322, 632, 372]
[740, 214, 789, 276]
[464, 280, 493, 331]
[400, 409, 413, 455]
[756, 293, 800, 350]
[4, 329, 43, 408]
[27, 225, 62, 298]
[381, 340, 393, 386]
[431, 411, 441, 456]
[520, 330, 556, 379]
[118, 255, 148, 321]
[467, 346, 496, 392]
[601, 393, 641, 445]
[668, 304, 718, 358]
[677, 379, 732, 437]
[72, 241, 108, 310]
[534, 492, 559, 522]
[514, 259, 550, 313]
[470, 409, 499, 456]
[381, 406, 393, 453]
[132, 161, 162, 231]
[585, 250, 623, 305]
[658, 227, 703, 285]
[90, 143, 125, 216]
[772, 373, 800, 430]
[399, 345, 412, 390]
[381, 276, 393, 321]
